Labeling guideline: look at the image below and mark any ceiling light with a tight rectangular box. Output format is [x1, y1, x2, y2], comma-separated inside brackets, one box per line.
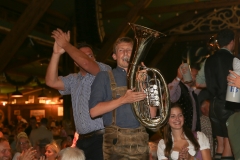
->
[38, 89, 47, 99]
[11, 87, 23, 98]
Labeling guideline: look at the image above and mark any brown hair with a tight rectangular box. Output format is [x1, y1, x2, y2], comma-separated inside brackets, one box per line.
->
[77, 42, 93, 51]
[163, 103, 200, 158]
[112, 37, 133, 53]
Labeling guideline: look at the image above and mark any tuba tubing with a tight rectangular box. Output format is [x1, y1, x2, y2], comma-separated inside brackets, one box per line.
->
[127, 23, 170, 131]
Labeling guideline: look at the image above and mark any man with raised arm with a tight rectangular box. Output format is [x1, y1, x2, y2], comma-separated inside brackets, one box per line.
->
[45, 29, 111, 160]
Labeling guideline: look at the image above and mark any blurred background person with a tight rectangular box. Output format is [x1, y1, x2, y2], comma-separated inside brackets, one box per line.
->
[34, 138, 51, 159]
[168, 63, 201, 131]
[30, 118, 53, 146]
[57, 147, 85, 160]
[200, 99, 214, 157]
[45, 141, 60, 160]
[25, 116, 38, 137]
[17, 115, 28, 124]
[0, 137, 12, 160]
[60, 119, 74, 139]
[13, 132, 32, 160]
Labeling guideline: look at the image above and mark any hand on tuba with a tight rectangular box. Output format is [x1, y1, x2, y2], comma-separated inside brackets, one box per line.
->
[120, 88, 146, 104]
[136, 62, 147, 90]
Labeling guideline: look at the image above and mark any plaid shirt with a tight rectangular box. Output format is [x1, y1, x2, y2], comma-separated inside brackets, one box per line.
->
[59, 62, 111, 134]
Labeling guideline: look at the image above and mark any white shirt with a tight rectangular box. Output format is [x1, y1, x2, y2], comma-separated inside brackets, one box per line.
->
[157, 131, 210, 160]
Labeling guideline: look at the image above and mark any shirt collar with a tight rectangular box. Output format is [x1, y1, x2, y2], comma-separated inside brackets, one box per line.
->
[221, 47, 233, 54]
[116, 66, 127, 73]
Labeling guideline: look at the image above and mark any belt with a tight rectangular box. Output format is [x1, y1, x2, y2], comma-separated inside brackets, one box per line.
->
[79, 129, 105, 139]
[105, 126, 145, 134]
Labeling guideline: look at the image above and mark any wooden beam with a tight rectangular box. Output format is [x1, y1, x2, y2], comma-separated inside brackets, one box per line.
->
[0, 26, 54, 47]
[103, 0, 240, 19]
[156, 32, 217, 43]
[102, 0, 130, 12]
[0, 4, 68, 34]
[16, 0, 70, 22]
[5, 57, 49, 71]
[98, 0, 152, 63]
[0, 0, 54, 72]
[153, 10, 212, 32]
[143, 0, 239, 15]
[149, 35, 178, 67]
[124, 1, 162, 27]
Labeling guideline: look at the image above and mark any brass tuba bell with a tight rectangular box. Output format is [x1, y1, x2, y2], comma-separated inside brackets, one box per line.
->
[127, 23, 170, 131]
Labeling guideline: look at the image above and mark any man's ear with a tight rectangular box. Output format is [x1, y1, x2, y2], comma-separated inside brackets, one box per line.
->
[112, 53, 117, 60]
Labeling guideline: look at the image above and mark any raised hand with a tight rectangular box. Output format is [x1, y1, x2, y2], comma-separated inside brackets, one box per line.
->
[18, 147, 37, 160]
[51, 28, 70, 50]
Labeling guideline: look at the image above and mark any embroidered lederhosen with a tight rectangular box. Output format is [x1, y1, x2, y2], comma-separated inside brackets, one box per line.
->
[103, 70, 149, 160]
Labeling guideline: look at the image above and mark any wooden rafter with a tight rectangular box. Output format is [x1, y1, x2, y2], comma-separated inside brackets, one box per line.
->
[0, 0, 54, 72]
[98, 0, 152, 63]
[147, 9, 213, 66]
[153, 10, 213, 32]
[156, 32, 217, 43]
[0, 2, 69, 34]
[149, 35, 178, 67]
[103, 0, 240, 19]
[102, 0, 130, 12]
[16, 0, 70, 22]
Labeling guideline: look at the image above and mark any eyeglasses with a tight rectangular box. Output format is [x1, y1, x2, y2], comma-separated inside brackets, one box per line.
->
[19, 141, 29, 145]
[0, 148, 11, 154]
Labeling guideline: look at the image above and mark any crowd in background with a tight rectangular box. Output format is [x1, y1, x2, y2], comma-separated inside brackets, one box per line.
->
[0, 115, 85, 160]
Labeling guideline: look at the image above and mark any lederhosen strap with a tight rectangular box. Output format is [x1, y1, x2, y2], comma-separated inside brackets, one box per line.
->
[107, 70, 127, 125]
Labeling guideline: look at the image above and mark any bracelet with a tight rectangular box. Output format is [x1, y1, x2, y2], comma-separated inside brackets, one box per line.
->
[176, 77, 181, 81]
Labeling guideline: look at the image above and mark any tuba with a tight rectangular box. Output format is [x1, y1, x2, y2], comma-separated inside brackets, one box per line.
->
[127, 23, 170, 131]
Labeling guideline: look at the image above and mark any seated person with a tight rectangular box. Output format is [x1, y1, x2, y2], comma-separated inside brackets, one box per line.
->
[12, 132, 32, 160]
[34, 138, 51, 159]
[157, 103, 211, 160]
[45, 141, 60, 160]
[57, 147, 85, 160]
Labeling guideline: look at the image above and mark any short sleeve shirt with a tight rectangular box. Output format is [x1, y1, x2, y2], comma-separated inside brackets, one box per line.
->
[59, 62, 111, 134]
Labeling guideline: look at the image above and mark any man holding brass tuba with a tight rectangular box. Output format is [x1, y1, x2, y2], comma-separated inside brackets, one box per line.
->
[89, 37, 149, 160]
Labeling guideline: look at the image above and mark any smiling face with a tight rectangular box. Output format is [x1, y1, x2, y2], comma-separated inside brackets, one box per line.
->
[0, 141, 12, 160]
[112, 42, 133, 71]
[45, 146, 57, 160]
[168, 107, 184, 130]
[18, 137, 30, 152]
